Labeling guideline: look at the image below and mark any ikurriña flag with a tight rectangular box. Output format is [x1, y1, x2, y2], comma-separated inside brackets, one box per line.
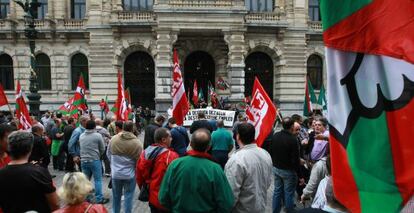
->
[15, 81, 32, 130]
[171, 49, 189, 126]
[321, 0, 414, 212]
[73, 74, 88, 112]
[246, 77, 277, 147]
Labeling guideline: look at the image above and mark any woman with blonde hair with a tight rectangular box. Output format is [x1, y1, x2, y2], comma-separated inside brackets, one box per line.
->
[54, 172, 108, 213]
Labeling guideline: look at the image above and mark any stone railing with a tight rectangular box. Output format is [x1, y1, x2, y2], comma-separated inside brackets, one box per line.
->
[63, 19, 84, 29]
[169, 0, 233, 7]
[245, 12, 281, 22]
[117, 11, 155, 22]
[308, 21, 322, 32]
[34, 19, 46, 28]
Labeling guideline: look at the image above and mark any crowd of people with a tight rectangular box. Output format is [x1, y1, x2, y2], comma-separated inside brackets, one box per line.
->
[0, 108, 349, 213]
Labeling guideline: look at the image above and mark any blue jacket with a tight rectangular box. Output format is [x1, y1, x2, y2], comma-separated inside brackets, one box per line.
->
[170, 126, 189, 157]
[68, 126, 85, 157]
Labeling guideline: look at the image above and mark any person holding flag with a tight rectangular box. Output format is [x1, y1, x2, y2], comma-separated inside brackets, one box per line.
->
[321, 0, 414, 212]
[99, 97, 109, 120]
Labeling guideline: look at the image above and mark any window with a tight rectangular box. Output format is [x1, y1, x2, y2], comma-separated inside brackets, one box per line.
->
[245, 52, 274, 99]
[246, 0, 273, 12]
[36, 0, 47, 19]
[35, 54, 51, 90]
[71, 0, 86, 19]
[308, 0, 320, 21]
[0, 54, 14, 90]
[123, 0, 153, 11]
[307, 54, 323, 90]
[0, 0, 9, 19]
[71, 53, 89, 90]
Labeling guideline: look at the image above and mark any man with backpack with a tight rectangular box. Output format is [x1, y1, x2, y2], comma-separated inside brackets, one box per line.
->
[136, 128, 179, 213]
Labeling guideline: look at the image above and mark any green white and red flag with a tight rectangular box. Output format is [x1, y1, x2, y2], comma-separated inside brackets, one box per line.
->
[15, 81, 32, 130]
[73, 74, 88, 112]
[58, 97, 79, 118]
[303, 77, 316, 116]
[321, 0, 414, 212]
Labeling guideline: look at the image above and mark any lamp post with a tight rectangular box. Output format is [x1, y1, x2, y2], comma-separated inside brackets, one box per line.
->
[14, 0, 41, 117]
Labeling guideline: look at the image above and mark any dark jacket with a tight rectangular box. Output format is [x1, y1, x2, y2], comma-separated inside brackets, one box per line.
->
[269, 130, 300, 173]
[144, 122, 161, 149]
[29, 134, 50, 168]
[170, 126, 189, 157]
[190, 120, 213, 134]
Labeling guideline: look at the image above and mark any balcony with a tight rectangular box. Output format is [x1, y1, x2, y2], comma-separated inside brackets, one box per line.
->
[308, 21, 322, 32]
[245, 11, 288, 27]
[168, 0, 234, 7]
[110, 11, 156, 26]
[63, 20, 85, 29]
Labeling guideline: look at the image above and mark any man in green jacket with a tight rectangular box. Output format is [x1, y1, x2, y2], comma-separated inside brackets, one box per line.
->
[159, 128, 234, 213]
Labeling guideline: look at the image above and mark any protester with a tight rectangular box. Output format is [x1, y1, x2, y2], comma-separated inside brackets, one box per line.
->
[0, 124, 12, 168]
[63, 118, 76, 172]
[310, 118, 329, 162]
[144, 115, 166, 149]
[54, 172, 108, 213]
[232, 113, 247, 149]
[51, 118, 65, 170]
[0, 131, 59, 212]
[69, 116, 89, 169]
[79, 120, 108, 204]
[29, 125, 50, 168]
[270, 117, 301, 213]
[159, 129, 234, 212]
[137, 128, 179, 213]
[225, 123, 273, 212]
[189, 112, 213, 133]
[107, 116, 117, 136]
[108, 121, 143, 213]
[211, 119, 234, 168]
[167, 117, 189, 157]
[95, 118, 112, 176]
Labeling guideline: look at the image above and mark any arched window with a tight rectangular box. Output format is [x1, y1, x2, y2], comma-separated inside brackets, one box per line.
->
[37, 0, 48, 19]
[0, 0, 9, 19]
[307, 54, 323, 90]
[71, 53, 89, 90]
[35, 54, 51, 90]
[123, 0, 153, 11]
[308, 0, 320, 21]
[71, 0, 86, 19]
[0, 54, 14, 90]
[245, 52, 274, 99]
[246, 0, 273, 12]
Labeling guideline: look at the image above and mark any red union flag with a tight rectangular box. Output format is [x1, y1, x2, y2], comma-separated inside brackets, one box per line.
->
[246, 77, 277, 147]
[15, 81, 32, 130]
[171, 49, 189, 125]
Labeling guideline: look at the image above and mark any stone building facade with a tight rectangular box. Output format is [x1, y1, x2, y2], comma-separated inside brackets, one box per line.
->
[0, 0, 324, 115]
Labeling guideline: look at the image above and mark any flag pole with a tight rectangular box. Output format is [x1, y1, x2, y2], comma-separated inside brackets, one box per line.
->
[7, 103, 13, 119]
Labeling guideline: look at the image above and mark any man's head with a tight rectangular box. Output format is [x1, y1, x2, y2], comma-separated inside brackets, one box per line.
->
[190, 129, 211, 152]
[31, 125, 44, 136]
[67, 118, 75, 126]
[236, 123, 255, 146]
[8, 131, 34, 160]
[216, 119, 224, 128]
[291, 114, 303, 124]
[123, 121, 135, 133]
[197, 112, 206, 119]
[282, 117, 300, 135]
[85, 120, 96, 130]
[79, 116, 89, 128]
[54, 118, 62, 126]
[315, 117, 328, 133]
[168, 117, 177, 128]
[115, 121, 123, 133]
[95, 118, 103, 127]
[0, 124, 12, 155]
[155, 115, 166, 125]
[292, 122, 301, 136]
[154, 128, 172, 147]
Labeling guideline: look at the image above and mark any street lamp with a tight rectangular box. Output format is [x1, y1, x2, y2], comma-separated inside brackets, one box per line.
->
[15, 0, 41, 117]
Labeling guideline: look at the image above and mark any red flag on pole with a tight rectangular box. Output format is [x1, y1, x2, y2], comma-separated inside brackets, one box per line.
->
[115, 70, 128, 121]
[192, 80, 199, 107]
[246, 77, 277, 147]
[15, 81, 32, 130]
[0, 84, 9, 107]
[171, 49, 189, 126]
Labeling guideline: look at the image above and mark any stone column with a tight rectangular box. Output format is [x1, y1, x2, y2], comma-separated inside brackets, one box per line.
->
[224, 30, 246, 103]
[154, 29, 177, 113]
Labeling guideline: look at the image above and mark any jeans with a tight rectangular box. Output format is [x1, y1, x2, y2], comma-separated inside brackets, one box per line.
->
[212, 150, 229, 169]
[272, 167, 298, 213]
[81, 160, 104, 202]
[112, 178, 136, 213]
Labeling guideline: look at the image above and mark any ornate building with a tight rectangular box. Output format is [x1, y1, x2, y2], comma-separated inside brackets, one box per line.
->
[0, 0, 324, 115]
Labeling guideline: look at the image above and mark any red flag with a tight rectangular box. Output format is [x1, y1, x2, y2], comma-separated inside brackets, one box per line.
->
[15, 81, 32, 130]
[171, 49, 189, 125]
[192, 80, 199, 106]
[124, 88, 133, 120]
[115, 70, 128, 121]
[73, 74, 88, 111]
[246, 77, 277, 147]
[0, 84, 9, 107]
